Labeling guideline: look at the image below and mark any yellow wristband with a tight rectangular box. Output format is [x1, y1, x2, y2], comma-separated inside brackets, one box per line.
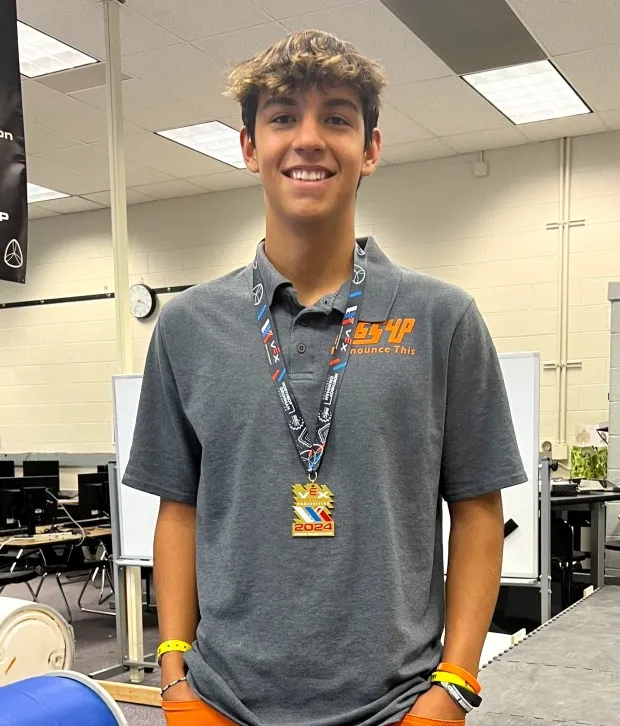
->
[157, 639, 192, 664]
[430, 671, 476, 693]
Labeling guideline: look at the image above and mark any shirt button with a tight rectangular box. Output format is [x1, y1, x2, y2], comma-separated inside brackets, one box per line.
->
[297, 343, 307, 354]
[300, 319, 309, 327]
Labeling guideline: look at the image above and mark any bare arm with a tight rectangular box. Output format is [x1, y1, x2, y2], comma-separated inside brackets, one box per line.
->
[154, 500, 200, 699]
[442, 489, 504, 674]
[410, 490, 504, 719]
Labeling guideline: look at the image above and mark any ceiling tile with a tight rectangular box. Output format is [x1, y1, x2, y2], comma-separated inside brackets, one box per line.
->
[193, 22, 289, 65]
[32, 196, 105, 214]
[118, 7, 183, 57]
[190, 170, 261, 192]
[519, 112, 609, 143]
[28, 205, 61, 219]
[26, 154, 108, 196]
[30, 146, 115, 185]
[601, 109, 620, 130]
[507, 0, 620, 55]
[443, 127, 529, 154]
[251, 0, 362, 19]
[555, 44, 620, 111]
[129, 0, 272, 42]
[121, 44, 237, 118]
[71, 79, 208, 133]
[377, 102, 433, 145]
[21, 78, 143, 143]
[283, 0, 453, 85]
[386, 76, 510, 136]
[130, 180, 207, 200]
[217, 114, 243, 131]
[380, 138, 456, 164]
[120, 133, 232, 178]
[17, 0, 104, 60]
[82, 189, 155, 207]
[24, 123, 83, 154]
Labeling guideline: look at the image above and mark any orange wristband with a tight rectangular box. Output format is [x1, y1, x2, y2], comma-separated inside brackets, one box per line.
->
[437, 662, 481, 694]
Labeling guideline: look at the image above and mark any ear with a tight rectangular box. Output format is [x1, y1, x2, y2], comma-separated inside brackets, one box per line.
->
[240, 126, 259, 174]
[360, 128, 382, 179]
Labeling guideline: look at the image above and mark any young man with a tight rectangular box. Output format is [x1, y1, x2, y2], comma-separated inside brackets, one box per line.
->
[124, 30, 527, 726]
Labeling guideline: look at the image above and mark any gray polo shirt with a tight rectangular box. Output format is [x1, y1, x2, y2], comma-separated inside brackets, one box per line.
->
[124, 236, 526, 726]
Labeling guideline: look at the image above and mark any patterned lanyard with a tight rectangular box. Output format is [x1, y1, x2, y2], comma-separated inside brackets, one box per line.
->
[252, 242, 368, 480]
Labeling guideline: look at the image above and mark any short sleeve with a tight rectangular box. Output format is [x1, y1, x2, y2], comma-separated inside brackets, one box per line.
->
[440, 299, 527, 503]
[122, 319, 201, 504]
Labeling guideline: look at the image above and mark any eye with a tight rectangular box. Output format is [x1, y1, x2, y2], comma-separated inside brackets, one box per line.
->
[326, 116, 349, 126]
[272, 114, 295, 124]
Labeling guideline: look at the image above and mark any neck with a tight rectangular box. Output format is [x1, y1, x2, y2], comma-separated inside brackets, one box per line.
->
[264, 212, 356, 307]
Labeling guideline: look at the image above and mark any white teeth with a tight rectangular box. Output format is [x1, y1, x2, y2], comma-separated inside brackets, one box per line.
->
[289, 169, 329, 181]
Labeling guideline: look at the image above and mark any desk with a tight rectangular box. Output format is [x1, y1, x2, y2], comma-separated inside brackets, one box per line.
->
[0, 526, 112, 549]
[550, 491, 620, 588]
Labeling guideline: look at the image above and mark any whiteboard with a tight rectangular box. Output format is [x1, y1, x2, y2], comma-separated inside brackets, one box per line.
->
[112, 374, 159, 563]
[443, 352, 540, 580]
[113, 352, 540, 571]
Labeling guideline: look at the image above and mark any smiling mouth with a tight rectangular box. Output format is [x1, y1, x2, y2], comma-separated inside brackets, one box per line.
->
[283, 169, 335, 181]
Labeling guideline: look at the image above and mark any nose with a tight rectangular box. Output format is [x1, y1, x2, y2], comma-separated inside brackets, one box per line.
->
[293, 115, 326, 154]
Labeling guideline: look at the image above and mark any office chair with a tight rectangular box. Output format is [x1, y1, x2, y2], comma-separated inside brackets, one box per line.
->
[77, 542, 115, 617]
[34, 543, 75, 623]
[551, 516, 587, 610]
[0, 550, 40, 601]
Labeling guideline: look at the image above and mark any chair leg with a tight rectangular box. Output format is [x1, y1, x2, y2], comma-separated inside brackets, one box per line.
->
[25, 581, 39, 602]
[55, 573, 72, 624]
[78, 565, 115, 617]
[34, 572, 48, 600]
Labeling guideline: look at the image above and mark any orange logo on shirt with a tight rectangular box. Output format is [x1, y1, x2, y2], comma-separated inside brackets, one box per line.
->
[332, 318, 417, 356]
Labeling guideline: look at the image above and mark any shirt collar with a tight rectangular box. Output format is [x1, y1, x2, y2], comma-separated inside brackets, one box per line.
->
[252, 236, 400, 322]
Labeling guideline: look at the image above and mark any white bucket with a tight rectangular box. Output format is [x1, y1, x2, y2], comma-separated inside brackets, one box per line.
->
[0, 596, 74, 686]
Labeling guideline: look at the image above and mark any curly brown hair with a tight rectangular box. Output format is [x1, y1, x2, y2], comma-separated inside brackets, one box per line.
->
[225, 30, 387, 149]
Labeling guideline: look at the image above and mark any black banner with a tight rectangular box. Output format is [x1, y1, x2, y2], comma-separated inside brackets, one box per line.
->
[0, 0, 27, 284]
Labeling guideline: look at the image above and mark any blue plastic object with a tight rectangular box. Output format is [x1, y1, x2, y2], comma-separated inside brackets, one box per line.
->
[0, 673, 124, 726]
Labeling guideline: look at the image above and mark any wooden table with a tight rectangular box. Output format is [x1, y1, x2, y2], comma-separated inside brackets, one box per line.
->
[0, 526, 111, 549]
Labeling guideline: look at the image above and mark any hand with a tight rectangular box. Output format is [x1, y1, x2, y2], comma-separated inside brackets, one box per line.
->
[162, 679, 199, 702]
[408, 685, 466, 721]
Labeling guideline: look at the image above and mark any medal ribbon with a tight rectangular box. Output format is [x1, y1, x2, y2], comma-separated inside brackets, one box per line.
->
[252, 242, 367, 478]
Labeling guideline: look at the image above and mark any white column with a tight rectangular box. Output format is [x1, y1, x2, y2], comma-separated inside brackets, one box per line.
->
[104, 0, 144, 684]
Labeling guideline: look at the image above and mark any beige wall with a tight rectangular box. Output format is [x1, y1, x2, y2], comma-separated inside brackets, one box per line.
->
[1, 130, 619, 454]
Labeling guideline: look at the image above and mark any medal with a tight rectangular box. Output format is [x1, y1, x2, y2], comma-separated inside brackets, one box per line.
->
[252, 242, 368, 536]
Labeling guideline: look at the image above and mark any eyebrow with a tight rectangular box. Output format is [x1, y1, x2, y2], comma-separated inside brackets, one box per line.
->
[260, 96, 361, 114]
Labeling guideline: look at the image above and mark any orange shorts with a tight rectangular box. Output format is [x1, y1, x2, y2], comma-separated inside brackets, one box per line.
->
[162, 700, 464, 726]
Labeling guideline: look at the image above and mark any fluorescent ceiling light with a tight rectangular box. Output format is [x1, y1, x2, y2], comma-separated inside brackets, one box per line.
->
[463, 60, 591, 125]
[157, 122, 246, 169]
[27, 183, 69, 204]
[18, 21, 98, 78]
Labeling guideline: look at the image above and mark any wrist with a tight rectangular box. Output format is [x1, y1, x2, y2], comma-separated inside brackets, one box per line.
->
[160, 651, 187, 681]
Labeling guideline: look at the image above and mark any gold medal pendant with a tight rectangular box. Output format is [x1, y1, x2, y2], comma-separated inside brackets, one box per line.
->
[292, 483, 335, 537]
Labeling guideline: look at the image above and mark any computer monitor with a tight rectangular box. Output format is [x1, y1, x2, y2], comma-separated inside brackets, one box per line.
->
[0, 460, 15, 478]
[20, 486, 55, 536]
[23, 460, 60, 478]
[79, 482, 106, 519]
[0, 488, 21, 530]
[20, 475, 60, 497]
[77, 473, 109, 518]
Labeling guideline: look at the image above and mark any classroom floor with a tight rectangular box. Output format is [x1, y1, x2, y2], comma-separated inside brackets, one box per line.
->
[4, 578, 620, 725]
[3, 575, 165, 725]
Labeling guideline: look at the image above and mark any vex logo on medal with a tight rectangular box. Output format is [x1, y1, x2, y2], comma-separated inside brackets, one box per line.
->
[292, 483, 335, 537]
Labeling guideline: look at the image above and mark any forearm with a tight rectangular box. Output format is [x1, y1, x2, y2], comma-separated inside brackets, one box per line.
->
[442, 491, 504, 675]
[154, 500, 200, 683]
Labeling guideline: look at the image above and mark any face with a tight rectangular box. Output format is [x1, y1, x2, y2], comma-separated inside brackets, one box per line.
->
[241, 85, 381, 226]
